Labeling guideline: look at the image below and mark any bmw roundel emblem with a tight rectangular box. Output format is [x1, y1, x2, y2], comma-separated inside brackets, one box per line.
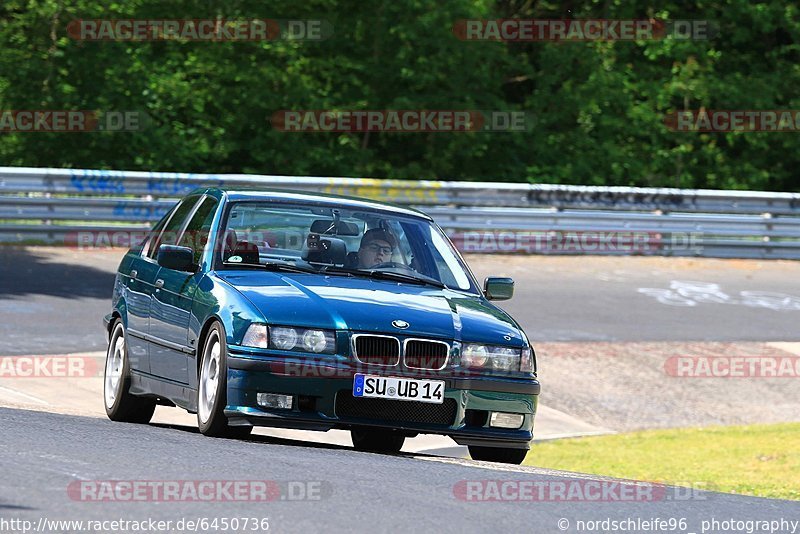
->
[392, 320, 410, 329]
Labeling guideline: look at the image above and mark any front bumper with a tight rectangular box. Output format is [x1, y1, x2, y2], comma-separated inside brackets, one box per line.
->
[225, 348, 540, 449]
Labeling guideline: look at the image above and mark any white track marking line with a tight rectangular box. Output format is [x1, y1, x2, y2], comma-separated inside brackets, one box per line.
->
[0, 385, 49, 405]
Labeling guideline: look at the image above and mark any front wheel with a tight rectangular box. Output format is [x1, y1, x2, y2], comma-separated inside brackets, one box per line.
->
[197, 322, 252, 439]
[351, 428, 406, 453]
[468, 445, 528, 465]
[104, 319, 156, 423]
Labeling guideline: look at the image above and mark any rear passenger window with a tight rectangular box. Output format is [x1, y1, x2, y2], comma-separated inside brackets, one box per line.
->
[178, 196, 219, 264]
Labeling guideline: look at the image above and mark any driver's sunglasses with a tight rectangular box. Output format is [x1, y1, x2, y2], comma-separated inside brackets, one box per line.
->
[366, 243, 393, 255]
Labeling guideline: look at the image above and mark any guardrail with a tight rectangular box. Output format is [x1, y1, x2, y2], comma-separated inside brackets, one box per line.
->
[1, 166, 799, 259]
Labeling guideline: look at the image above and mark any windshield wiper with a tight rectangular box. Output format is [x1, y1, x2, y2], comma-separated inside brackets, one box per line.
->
[322, 267, 446, 288]
[223, 260, 317, 274]
[224, 261, 443, 286]
[261, 261, 320, 274]
[224, 260, 361, 278]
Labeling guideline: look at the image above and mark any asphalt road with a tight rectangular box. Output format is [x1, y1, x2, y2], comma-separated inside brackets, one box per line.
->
[1, 248, 799, 355]
[0, 247, 117, 355]
[479, 255, 800, 343]
[1, 408, 797, 534]
[1, 248, 799, 532]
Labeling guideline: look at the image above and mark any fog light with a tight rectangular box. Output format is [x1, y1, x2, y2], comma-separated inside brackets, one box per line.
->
[489, 412, 524, 429]
[257, 393, 293, 410]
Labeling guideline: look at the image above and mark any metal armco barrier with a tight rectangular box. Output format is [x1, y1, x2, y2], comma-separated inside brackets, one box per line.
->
[1, 166, 799, 259]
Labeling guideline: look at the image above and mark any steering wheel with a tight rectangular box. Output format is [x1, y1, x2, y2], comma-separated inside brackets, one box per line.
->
[370, 262, 416, 272]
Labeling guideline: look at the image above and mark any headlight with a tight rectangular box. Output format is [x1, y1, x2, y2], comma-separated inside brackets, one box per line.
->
[268, 326, 336, 354]
[462, 344, 488, 368]
[242, 324, 269, 348]
[461, 343, 523, 372]
[490, 346, 519, 371]
[302, 329, 330, 353]
[271, 327, 299, 350]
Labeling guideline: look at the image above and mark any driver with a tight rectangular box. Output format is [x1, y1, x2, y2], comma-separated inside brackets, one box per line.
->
[357, 228, 398, 268]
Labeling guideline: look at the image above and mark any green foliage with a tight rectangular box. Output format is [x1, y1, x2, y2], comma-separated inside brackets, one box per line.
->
[1, 0, 798, 190]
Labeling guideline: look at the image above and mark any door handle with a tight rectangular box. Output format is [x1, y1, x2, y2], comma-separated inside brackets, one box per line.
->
[155, 279, 164, 289]
[130, 270, 138, 279]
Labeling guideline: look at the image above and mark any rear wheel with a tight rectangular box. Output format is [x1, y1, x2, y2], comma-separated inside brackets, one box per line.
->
[350, 428, 406, 453]
[468, 445, 528, 465]
[104, 320, 156, 423]
[197, 322, 252, 439]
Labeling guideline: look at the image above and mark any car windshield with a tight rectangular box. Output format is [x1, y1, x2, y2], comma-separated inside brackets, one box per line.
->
[218, 201, 478, 293]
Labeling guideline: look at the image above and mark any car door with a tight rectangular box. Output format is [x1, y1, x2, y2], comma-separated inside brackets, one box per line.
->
[143, 195, 201, 381]
[149, 195, 218, 384]
[123, 214, 172, 375]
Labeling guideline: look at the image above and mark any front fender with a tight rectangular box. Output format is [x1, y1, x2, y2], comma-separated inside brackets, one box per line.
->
[189, 272, 268, 353]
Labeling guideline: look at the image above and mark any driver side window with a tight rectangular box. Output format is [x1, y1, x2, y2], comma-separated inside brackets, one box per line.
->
[178, 196, 219, 265]
[146, 196, 200, 260]
[139, 213, 169, 258]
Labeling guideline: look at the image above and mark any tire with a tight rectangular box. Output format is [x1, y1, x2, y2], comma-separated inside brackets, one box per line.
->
[468, 445, 529, 465]
[350, 428, 406, 453]
[197, 322, 252, 439]
[104, 319, 156, 424]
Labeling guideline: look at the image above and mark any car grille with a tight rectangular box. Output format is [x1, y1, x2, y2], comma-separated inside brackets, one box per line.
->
[335, 391, 457, 426]
[353, 335, 400, 366]
[404, 339, 450, 370]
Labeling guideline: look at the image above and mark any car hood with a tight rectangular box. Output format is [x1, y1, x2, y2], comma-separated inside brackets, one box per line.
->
[217, 271, 524, 346]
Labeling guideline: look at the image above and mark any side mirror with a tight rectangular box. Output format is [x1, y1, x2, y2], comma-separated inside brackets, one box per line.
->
[484, 277, 514, 301]
[157, 245, 196, 272]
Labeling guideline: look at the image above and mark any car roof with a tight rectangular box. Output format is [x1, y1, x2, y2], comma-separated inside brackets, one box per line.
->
[194, 188, 433, 220]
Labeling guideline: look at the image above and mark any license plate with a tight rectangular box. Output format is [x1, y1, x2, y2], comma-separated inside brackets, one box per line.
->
[352, 374, 444, 404]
